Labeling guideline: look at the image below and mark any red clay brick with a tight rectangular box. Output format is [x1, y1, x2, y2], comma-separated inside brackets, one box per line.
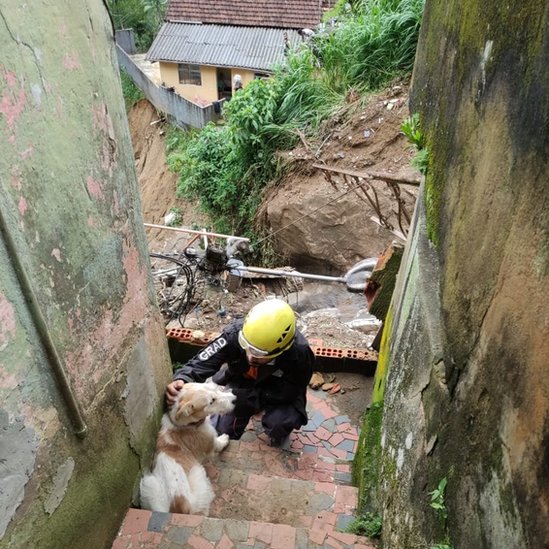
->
[215, 534, 235, 549]
[324, 535, 345, 549]
[315, 481, 336, 495]
[120, 509, 151, 535]
[316, 426, 332, 441]
[171, 513, 203, 527]
[297, 515, 314, 528]
[315, 461, 336, 472]
[313, 470, 334, 482]
[330, 530, 359, 544]
[329, 432, 344, 446]
[309, 528, 328, 545]
[188, 534, 215, 549]
[290, 439, 304, 450]
[246, 473, 271, 491]
[321, 405, 339, 420]
[249, 521, 273, 544]
[327, 447, 348, 460]
[334, 485, 358, 512]
[314, 510, 337, 526]
[271, 524, 296, 548]
[111, 536, 130, 549]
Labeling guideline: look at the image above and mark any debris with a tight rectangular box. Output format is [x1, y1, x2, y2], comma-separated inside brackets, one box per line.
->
[328, 383, 341, 395]
[309, 372, 325, 390]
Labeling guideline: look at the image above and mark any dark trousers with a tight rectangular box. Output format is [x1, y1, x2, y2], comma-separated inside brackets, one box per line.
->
[211, 402, 305, 440]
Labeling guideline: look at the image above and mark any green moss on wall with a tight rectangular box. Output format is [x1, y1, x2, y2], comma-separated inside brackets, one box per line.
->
[353, 304, 395, 512]
[353, 401, 384, 513]
[372, 305, 393, 403]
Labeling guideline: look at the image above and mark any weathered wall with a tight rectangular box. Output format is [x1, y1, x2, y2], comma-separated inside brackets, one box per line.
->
[118, 50, 221, 128]
[360, 1, 549, 548]
[157, 60, 255, 105]
[0, 2, 171, 548]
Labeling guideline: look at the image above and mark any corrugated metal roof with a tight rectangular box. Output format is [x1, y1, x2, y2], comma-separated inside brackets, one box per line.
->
[146, 23, 301, 72]
[166, 0, 323, 29]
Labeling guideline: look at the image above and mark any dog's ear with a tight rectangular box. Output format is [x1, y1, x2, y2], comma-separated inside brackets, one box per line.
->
[175, 394, 209, 420]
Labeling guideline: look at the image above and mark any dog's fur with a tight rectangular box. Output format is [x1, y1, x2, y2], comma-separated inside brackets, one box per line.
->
[140, 381, 235, 515]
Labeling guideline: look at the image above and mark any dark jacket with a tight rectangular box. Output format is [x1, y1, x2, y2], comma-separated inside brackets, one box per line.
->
[173, 320, 314, 421]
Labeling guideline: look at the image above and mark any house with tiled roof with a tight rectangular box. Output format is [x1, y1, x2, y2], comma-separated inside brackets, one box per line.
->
[146, 0, 335, 105]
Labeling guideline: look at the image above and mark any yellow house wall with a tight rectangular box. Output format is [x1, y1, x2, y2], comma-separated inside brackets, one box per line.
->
[158, 62, 258, 103]
[231, 68, 256, 93]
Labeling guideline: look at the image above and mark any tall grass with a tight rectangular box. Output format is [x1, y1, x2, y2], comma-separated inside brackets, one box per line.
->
[316, 0, 424, 92]
[169, 0, 425, 260]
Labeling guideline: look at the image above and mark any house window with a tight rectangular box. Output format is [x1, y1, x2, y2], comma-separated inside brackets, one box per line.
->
[178, 64, 201, 85]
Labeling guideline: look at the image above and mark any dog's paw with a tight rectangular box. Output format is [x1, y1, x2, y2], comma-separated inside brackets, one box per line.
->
[215, 433, 230, 451]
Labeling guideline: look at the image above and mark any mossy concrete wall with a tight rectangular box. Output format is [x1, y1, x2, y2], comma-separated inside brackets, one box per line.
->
[370, 0, 549, 547]
[0, 2, 171, 547]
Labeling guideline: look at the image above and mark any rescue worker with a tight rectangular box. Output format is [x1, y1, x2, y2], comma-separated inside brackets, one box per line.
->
[166, 299, 314, 446]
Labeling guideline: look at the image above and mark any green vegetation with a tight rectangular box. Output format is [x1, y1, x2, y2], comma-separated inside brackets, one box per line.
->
[352, 402, 384, 511]
[107, 0, 167, 51]
[314, 0, 425, 94]
[429, 477, 448, 520]
[120, 69, 145, 109]
[401, 112, 429, 174]
[167, 0, 425, 262]
[429, 477, 454, 549]
[347, 512, 383, 537]
[166, 207, 183, 227]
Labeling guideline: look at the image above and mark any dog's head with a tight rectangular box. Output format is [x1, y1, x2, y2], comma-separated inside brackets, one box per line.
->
[169, 381, 236, 426]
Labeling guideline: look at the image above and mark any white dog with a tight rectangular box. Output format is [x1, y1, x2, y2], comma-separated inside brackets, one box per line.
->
[140, 381, 235, 514]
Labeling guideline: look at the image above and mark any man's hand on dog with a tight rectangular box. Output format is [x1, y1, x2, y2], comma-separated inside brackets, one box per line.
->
[166, 380, 185, 407]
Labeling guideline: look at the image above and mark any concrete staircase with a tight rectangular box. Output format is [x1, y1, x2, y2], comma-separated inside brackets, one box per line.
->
[112, 389, 376, 548]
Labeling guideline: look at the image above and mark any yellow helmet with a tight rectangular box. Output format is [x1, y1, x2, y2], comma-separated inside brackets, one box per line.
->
[238, 299, 296, 359]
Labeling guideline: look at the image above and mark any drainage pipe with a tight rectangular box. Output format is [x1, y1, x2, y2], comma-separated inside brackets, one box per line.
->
[144, 223, 250, 242]
[234, 265, 346, 284]
[0, 207, 88, 438]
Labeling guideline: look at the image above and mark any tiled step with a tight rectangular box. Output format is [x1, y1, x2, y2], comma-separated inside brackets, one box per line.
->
[206, 388, 360, 485]
[113, 508, 377, 549]
[207, 470, 359, 529]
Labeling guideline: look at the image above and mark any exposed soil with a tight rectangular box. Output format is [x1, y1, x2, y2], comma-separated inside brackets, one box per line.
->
[128, 85, 412, 420]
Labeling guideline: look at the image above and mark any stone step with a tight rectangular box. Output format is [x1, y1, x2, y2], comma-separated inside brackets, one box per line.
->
[206, 388, 360, 486]
[208, 469, 359, 529]
[113, 508, 377, 549]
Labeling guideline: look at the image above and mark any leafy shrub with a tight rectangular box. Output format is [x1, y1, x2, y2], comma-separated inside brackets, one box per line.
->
[106, 0, 167, 51]
[168, 0, 425, 261]
[120, 70, 145, 109]
[429, 477, 448, 520]
[347, 512, 383, 537]
[313, 0, 425, 93]
[402, 112, 429, 174]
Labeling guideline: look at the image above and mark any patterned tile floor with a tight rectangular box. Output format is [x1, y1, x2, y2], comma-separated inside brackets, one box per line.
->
[113, 386, 375, 548]
[210, 387, 361, 485]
